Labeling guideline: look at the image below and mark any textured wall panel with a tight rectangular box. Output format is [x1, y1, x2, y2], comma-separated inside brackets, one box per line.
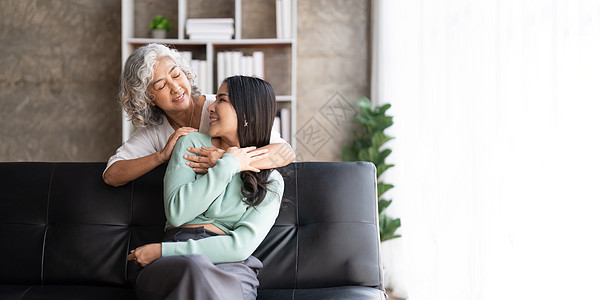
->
[0, 0, 371, 163]
[0, 0, 122, 162]
[241, 0, 277, 39]
[296, 0, 371, 161]
[188, 0, 235, 19]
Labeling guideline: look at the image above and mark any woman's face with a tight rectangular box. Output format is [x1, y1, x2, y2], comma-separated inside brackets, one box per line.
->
[146, 57, 192, 113]
[207, 82, 238, 143]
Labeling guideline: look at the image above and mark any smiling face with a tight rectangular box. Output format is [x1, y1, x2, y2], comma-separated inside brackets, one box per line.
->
[146, 57, 192, 114]
[207, 82, 239, 145]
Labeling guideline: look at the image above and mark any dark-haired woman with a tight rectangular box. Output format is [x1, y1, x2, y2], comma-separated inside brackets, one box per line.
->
[127, 76, 283, 300]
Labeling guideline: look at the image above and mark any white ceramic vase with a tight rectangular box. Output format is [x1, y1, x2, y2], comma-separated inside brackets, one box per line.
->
[151, 29, 167, 39]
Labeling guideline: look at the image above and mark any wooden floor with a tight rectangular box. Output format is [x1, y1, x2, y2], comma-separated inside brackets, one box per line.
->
[386, 289, 403, 300]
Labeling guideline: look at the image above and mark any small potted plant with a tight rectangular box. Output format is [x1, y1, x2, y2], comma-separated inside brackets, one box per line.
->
[149, 15, 172, 39]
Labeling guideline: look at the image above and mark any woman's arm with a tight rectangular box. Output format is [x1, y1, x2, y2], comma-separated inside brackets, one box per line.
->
[161, 171, 284, 263]
[103, 126, 198, 187]
[103, 153, 167, 187]
[185, 142, 295, 173]
[251, 142, 295, 169]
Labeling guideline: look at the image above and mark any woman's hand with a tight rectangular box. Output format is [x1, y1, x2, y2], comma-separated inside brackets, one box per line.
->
[184, 147, 225, 173]
[226, 146, 269, 172]
[159, 127, 198, 162]
[127, 243, 162, 267]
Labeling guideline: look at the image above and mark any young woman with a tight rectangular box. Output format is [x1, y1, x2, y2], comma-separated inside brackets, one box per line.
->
[103, 43, 294, 187]
[127, 76, 284, 300]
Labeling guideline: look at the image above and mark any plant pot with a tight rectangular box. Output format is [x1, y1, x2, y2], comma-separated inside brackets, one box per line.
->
[152, 29, 167, 39]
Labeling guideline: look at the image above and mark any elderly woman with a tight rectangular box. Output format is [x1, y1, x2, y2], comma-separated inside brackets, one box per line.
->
[103, 43, 294, 186]
[128, 75, 284, 299]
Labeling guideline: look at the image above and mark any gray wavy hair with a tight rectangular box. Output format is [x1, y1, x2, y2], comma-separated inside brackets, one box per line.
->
[120, 43, 200, 127]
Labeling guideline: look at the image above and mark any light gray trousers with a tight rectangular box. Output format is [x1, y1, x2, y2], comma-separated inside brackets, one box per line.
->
[133, 227, 263, 300]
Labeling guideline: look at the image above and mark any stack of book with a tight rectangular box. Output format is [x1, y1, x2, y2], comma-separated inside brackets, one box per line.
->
[186, 18, 234, 40]
[216, 51, 265, 84]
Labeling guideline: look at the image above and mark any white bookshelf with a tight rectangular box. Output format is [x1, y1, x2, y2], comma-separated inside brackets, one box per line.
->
[121, 0, 297, 148]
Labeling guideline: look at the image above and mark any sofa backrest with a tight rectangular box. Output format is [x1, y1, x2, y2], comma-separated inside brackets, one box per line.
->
[0, 162, 383, 291]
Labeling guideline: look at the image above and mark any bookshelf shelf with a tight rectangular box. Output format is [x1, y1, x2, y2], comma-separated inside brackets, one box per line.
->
[212, 39, 295, 46]
[121, 0, 297, 148]
[127, 38, 294, 47]
[276, 95, 294, 102]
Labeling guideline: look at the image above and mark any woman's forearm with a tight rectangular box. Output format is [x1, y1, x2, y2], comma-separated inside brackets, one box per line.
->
[103, 152, 167, 187]
[251, 143, 295, 170]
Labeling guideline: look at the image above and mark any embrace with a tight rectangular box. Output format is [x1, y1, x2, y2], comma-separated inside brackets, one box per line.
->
[104, 43, 293, 300]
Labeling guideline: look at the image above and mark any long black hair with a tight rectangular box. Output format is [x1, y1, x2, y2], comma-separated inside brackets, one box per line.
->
[224, 75, 277, 207]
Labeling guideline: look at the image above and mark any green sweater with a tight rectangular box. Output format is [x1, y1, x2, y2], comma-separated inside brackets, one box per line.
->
[161, 132, 284, 263]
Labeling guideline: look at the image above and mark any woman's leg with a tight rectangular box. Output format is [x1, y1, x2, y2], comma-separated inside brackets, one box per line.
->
[135, 254, 248, 300]
[133, 227, 262, 299]
[215, 255, 262, 300]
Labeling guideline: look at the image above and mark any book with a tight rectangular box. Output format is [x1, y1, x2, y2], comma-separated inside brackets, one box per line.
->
[186, 18, 234, 25]
[180, 51, 193, 68]
[190, 59, 200, 83]
[279, 108, 291, 143]
[273, 115, 282, 137]
[186, 26, 234, 34]
[198, 60, 208, 93]
[217, 52, 226, 85]
[276, 0, 283, 39]
[279, 0, 292, 39]
[188, 33, 233, 40]
[225, 51, 234, 78]
[252, 51, 264, 79]
[232, 51, 242, 76]
[241, 56, 253, 76]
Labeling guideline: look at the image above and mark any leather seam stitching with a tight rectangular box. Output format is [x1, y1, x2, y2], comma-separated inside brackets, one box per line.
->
[125, 179, 135, 284]
[294, 163, 299, 290]
[19, 285, 35, 299]
[41, 163, 55, 284]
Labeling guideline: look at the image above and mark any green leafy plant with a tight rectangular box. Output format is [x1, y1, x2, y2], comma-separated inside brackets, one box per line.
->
[149, 15, 172, 32]
[342, 97, 401, 242]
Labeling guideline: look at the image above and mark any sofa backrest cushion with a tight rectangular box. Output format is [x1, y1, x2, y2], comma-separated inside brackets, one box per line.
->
[0, 162, 383, 291]
[254, 162, 383, 290]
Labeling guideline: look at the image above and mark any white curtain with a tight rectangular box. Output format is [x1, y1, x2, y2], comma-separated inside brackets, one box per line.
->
[372, 0, 600, 299]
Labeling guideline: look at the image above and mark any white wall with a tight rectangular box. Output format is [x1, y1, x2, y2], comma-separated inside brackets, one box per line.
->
[373, 0, 600, 299]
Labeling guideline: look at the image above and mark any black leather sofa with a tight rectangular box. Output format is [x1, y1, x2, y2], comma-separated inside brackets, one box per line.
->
[0, 161, 387, 299]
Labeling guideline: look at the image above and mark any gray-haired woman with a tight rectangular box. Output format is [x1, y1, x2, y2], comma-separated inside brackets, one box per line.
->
[103, 43, 294, 186]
